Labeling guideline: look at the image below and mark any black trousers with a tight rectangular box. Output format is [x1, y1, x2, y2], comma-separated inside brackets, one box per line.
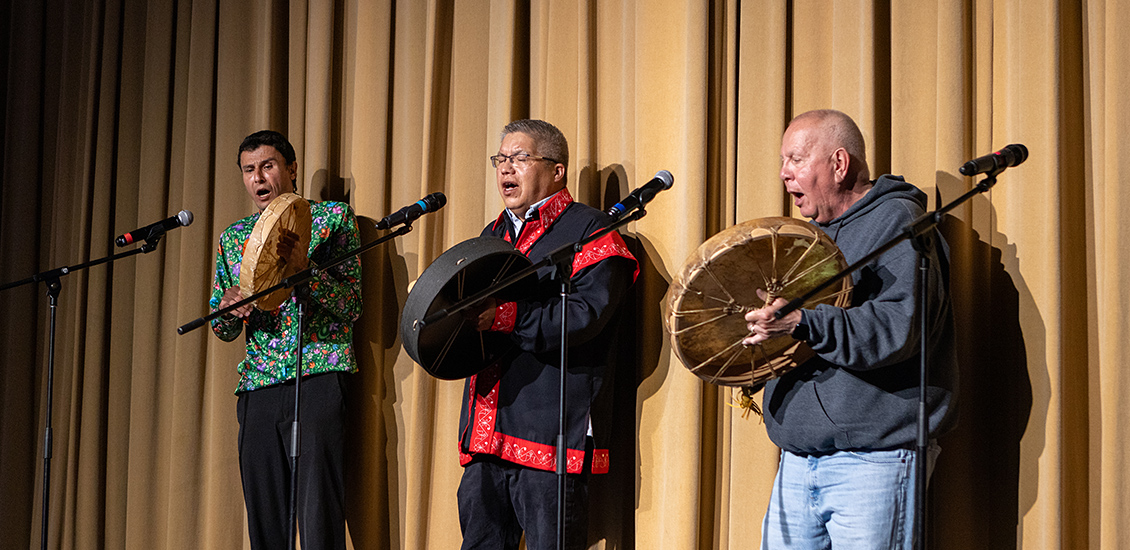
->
[236, 372, 347, 550]
[458, 455, 590, 550]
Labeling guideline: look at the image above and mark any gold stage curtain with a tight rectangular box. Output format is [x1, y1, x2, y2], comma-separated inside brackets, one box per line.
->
[1, 0, 1127, 548]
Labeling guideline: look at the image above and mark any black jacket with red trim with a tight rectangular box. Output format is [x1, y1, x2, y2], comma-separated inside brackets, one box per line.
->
[458, 188, 637, 474]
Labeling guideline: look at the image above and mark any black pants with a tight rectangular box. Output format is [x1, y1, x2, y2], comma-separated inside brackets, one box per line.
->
[236, 372, 347, 550]
[458, 455, 590, 550]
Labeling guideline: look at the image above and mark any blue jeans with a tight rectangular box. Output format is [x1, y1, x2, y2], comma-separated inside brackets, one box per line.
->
[760, 444, 940, 550]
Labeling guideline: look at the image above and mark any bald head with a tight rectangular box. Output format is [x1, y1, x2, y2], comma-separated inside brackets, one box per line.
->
[788, 109, 869, 182]
[779, 110, 873, 222]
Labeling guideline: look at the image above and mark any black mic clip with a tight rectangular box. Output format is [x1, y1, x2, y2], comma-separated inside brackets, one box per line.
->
[138, 233, 164, 253]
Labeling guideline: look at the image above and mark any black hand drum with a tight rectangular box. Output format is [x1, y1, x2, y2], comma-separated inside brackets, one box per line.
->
[400, 236, 538, 380]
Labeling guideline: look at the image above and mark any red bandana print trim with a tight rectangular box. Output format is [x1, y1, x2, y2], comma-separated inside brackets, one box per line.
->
[490, 301, 517, 333]
[462, 434, 589, 474]
[571, 231, 638, 281]
[498, 435, 587, 473]
[471, 369, 501, 454]
[591, 449, 610, 474]
[512, 188, 573, 254]
[459, 360, 598, 474]
[460, 365, 502, 462]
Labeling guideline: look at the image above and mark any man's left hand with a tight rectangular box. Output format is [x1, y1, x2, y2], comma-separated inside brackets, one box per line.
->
[742, 290, 802, 346]
[463, 298, 498, 331]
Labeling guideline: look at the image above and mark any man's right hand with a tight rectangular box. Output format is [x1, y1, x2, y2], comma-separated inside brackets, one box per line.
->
[218, 287, 254, 319]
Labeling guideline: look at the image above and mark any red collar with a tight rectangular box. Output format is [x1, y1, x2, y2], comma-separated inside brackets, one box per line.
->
[494, 187, 574, 253]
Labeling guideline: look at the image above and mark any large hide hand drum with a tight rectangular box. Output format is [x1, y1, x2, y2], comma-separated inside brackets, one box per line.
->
[239, 193, 312, 311]
[400, 236, 539, 380]
[662, 217, 852, 387]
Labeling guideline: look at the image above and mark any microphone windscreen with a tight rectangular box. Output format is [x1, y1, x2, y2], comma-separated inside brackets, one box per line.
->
[1006, 144, 1029, 167]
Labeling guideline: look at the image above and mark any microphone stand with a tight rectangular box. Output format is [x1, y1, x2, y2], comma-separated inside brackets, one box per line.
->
[773, 169, 1008, 550]
[178, 222, 411, 550]
[420, 208, 646, 550]
[0, 234, 168, 550]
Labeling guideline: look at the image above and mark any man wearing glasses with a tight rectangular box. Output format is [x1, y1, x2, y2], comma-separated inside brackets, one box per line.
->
[456, 119, 638, 550]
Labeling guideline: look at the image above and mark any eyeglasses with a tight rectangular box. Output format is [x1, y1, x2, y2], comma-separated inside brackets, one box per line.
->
[490, 153, 559, 168]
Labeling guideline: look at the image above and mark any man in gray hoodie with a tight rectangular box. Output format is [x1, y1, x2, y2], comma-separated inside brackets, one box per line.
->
[744, 109, 957, 549]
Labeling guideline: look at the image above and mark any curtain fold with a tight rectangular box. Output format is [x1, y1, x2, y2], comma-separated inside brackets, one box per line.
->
[1088, 4, 1130, 549]
[2, 0, 1126, 548]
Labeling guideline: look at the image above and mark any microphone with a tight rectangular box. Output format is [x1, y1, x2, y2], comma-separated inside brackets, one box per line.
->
[959, 144, 1029, 176]
[375, 192, 447, 229]
[115, 210, 194, 247]
[607, 170, 674, 218]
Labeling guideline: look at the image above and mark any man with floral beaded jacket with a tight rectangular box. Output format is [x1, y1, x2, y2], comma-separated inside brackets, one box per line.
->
[209, 130, 361, 550]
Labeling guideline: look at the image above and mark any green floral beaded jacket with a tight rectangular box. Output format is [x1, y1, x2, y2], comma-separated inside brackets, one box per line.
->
[210, 201, 363, 393]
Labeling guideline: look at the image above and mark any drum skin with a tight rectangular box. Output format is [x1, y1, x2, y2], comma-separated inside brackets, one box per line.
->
[239, 193, 312, 311]
[400, 236, 538, 380]
[662, 217, 852, 387]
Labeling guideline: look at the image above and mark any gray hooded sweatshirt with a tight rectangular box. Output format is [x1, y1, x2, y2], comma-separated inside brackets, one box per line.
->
[763, 175, 959, 454]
